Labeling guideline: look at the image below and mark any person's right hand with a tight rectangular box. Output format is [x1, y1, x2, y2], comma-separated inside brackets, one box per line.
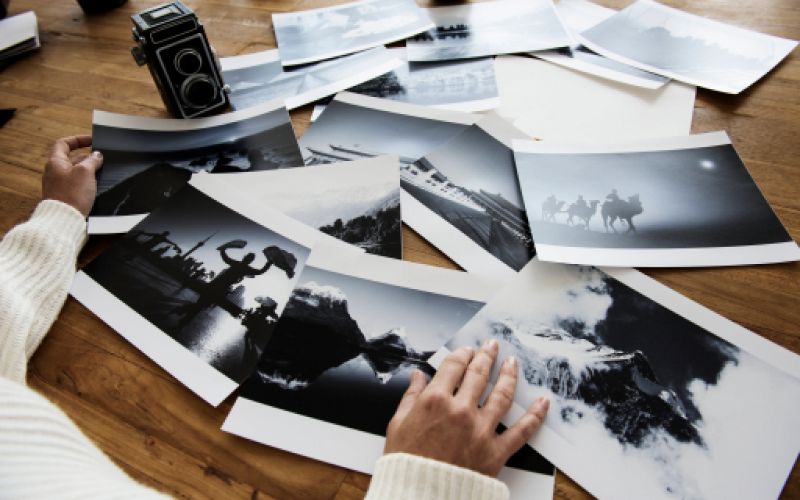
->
[41, 135, 104, 217]
[384, 340, 549, 478]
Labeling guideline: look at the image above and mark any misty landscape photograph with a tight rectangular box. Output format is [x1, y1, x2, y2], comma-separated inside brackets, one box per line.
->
[445, 261, 800, 499]
[515, 143, 794, 250]
[91, 106, 303, 218]
[330, 49, 499, 108]
[222, 47, 399, 111]
[219, 159, 403, 259]
[579, 0, 798, 93]
[299, 98, 473, 166]
[273, 0, 433, 65]
[83, 185, 311, 383]
[406, 0, 571, 62]
[406, 123, 535, 271]
[238, 265, 553, 476]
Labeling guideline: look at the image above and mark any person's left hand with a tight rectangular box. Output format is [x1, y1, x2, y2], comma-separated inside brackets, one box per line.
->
[42, 135, 104, 217]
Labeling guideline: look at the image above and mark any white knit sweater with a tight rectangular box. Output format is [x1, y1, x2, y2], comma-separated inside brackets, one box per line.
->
[0, 200, 509, 500]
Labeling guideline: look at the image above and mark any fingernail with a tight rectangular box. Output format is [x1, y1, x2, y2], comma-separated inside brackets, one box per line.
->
[411, 369, 422, 383]
[463, 346, 475, 355]
[92, 151, 103, 159]
[505, 356, 517, 368]
[537, 397, 550, 412]
[485, 339, 498, 352]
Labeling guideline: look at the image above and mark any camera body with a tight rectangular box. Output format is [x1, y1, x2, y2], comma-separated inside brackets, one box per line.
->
[130, 2, 229, 118]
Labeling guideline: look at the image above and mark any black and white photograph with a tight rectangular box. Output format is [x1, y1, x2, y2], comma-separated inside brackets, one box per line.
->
[71, 175, 349, 406]
[213, 155, 403, 259]
[403, 113, 535, 278]
[220, 47, 404, 111]
[531, 0, 669, 89]
[222, 245, 557, 499]
[576, 0, 799, 94]
[513, 132, 800, 267]
[311, 47, 500, 120]
[434, 259, 800, 500]
[88, 99, 304, 234]
[405, 0, 572, 62]
[272, 0, 434, 66]
[299, 92, 478, 167]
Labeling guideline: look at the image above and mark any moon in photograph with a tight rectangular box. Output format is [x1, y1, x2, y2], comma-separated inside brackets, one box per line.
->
[699, 159, 716, 169]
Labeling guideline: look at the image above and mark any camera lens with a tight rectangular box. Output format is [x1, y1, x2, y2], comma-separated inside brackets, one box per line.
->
[175, 49, 202, 75]
[181, 75, 218, 108]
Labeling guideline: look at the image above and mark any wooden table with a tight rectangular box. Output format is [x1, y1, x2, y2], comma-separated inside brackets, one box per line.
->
[1, 0, 798, 498]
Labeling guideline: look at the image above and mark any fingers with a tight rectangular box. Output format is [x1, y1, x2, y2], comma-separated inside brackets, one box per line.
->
[481, 356, 519, 425]
[70, 153, 90, 165]
[427, 346, 474, 395]
[457, 339, 499, 407]
[388, 369, 427, 429]
[51, 135, 92, 160]
[77, 151, 104, 173]
[496, 397, 550, 456]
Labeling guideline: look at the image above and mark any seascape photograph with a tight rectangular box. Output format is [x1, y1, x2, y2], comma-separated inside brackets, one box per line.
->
[442, 260, 800, 500]
[406, 0, 572, 62]
[221, 47, 403, 111]
[404, 115, 535, 272]
[299, 94, 477, 168]
[578, 0, 798, 93]
[90, 102, 303, 223]
[273, 0, 433, 66]
[217, 156, 403, 259]
[513, 133, 799, 266]
[82, 184, 311, 385]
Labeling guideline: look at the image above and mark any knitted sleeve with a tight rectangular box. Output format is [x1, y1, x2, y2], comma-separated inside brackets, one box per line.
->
[0, 200, 87, 383]
[366, 453, 510, 500]
[0, 200, 170, 499]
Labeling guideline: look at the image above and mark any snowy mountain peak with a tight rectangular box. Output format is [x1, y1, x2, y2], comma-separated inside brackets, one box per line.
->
[294, 281, 347, 306]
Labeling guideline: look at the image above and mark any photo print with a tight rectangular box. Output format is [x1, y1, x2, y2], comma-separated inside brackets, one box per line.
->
[212, 155, 403, 259]
[220, 47, 404, 111]
[299, 91, 478, 169]
[272, 0, 434, 66]
[493, 55, 696, 143]
[405, 0, 572, 62]
[88, 98, 304, 234]
[513, 131, 800, 267]
[531, 0, 669, 89]
[576, 0, 799, 94]
[403, 112, 535, 278]
[71, 175, 350, 406]
[222, 244, 557, 499]
[310, 47, 501, 120]
[432, 259, 800, 500]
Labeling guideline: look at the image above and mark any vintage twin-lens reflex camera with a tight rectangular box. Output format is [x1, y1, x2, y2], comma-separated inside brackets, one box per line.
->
[130, 2, 230, 118]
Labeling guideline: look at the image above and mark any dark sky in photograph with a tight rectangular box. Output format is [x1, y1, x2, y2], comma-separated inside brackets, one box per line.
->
[517, 144, 786, 232]
[94, 107, 292, 153]
[296, 265, 485, 352]
[425, 125, 525, 209]
[127, 185, 311, 308]
[588, 273, 741, 422]
[299, 100, 470, 160]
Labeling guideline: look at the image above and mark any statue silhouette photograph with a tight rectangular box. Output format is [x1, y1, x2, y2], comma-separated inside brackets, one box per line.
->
[514, 132, 799, 267]
[81, 183, 312, 389]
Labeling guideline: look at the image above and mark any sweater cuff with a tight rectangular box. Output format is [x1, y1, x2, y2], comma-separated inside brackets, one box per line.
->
[30, 200, 88, 254]
[365, 453, 510, 500]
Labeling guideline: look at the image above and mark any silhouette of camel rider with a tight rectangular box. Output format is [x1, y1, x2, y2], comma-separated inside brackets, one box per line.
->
[137, 230, 181, 255]
[547, 194, 556, 205]
[575, 195, 588, 209]
[606, 189, 621, 203]
[171, 240, 297, 328]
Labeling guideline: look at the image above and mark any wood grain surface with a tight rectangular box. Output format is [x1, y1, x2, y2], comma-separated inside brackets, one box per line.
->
[1, 0, 798, 498]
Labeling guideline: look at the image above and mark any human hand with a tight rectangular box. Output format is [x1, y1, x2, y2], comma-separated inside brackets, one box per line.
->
[41, 135, 104, 217]
[384, 340, 550, 478]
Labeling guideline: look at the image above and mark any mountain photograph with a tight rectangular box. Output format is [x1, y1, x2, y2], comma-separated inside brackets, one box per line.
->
[445, 261, 800, 499]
